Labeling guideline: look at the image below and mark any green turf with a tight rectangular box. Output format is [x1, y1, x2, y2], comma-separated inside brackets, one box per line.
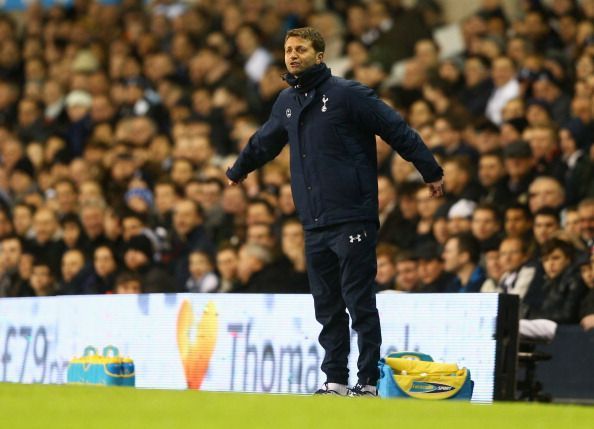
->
[1, 383, 592, 429]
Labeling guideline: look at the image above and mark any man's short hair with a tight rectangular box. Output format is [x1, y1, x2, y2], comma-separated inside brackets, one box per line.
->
[452, 232, 481, 265]
[395, 250, 417, 264]
[505, 203, 532, 220]
[534, 207, 560, 224]
[115, 271, 142, 286]
[285, 27, 325, 53]
[541, 237, 574, 260]
[242, 243, 272, 265]
[376, 243, 398, 262]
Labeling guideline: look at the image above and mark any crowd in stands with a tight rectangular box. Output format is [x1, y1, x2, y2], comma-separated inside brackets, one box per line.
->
[0, 0, 593, 330]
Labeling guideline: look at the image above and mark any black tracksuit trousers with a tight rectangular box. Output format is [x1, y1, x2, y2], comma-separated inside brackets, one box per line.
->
[305, 220, 382, 386]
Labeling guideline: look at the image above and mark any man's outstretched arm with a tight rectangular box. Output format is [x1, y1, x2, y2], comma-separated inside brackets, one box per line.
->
[226, 101, 288, 185]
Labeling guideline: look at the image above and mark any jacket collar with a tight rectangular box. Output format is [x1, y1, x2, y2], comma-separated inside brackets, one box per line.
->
[283, 63, 331, 94]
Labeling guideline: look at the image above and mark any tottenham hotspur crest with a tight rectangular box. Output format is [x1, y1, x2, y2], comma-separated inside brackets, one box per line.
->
[286, 108, 292, 118]
[321, 95, 328, 112]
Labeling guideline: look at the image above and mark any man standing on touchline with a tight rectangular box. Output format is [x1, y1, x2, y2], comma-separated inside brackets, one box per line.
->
[227, 27, 444, 396]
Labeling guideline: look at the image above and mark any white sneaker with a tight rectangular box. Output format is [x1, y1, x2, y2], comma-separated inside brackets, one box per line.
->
[314, 382, 348, 396]
[348, 383, 378, 397]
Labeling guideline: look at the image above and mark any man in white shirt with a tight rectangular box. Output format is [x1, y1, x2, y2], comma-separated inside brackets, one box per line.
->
[486, 56, 520, 125]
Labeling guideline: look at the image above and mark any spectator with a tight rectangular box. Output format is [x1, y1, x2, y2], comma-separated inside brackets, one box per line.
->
[185, 250, 219, 293]
[433, 115, 478, 161]
[378, 178, 417, 249]
[442, 157, 482, 202]
[79, 199, 109, 256]
[12, 203, 34, 239]
[394, 251, 421, 292]
[528, 238, 586, 323]
[115, 271, 143, 295]
[443, 233, 486, 293]
[83, 245, 119, 295]
[481, 238, 504, 293]
[53, 178, 79, 218]
[471, 203, 502, 249]
[235, 243, 275, 293]
[375, 243, 397, 292]
[59, 213, 86, 252]
[216, 244, 240, 293]
[578, 250, 594, 331]
[504, 203, 533, 240]
[124, 234, 174, 293]
[484, 236, 538, 315]
[563, 206, 582, 238]
[478, 150, 512, 206]
[57, 248, 89, 295]
[486, 56, 520, 125]
[578, 198, 594, 247]
[447, 199, 476, 235]
[153, 179, 179, 231]
[415, 185, 444, 242]
[459, 55, 493, 118]
[29, 258, 57, 297]
[280, 218, 309, 293]
[503, 140, 536, 202]
[533, 207, 562, 253]
[416, 243, 454, 293]
[168, 198, 214, 289]
[29, 206, 62, 275]
[0, 235, 32, 297]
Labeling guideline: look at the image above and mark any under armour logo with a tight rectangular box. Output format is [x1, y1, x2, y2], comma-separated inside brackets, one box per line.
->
[321, 95, 328, 112]
[349, 234, 362, 243]
[286, 108, 292, 118]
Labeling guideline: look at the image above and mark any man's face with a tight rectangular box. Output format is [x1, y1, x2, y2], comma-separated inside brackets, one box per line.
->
[33, 209, 58, 244]
[122, 217, 143, 241]
[533, 215, 559, 245]
[55, 182, 77, 213]
[1, 238, 21, 270]
[499, 238, 526, 273]
[505, 209, 532, 238]
[485, 250, 504, 282]
[284, 36, 322, 75]
[376, 255, 395, 285]
[471, 209, 499, 241]
[418, 258, 443, 284]
[542, 248, 571, 280]
[578, 204, 594, 241]
[442, 238, 462, 273]
[81, 206, 104, 239]
[237, 247, 261, 284]
[282, 223, 304, 253]
[30, 266, 52, 294]
[396, 260, 419, 291]
[62, 251, 84, 283]
[94, 247, 116, 278]
[116, 280, 141, 294]
[173, 200, 199, 236]
[216, 249, 238, 281]
[247, 225, 274, 248]
[124, 249, 148, 271]
[478, 156, 504, 187]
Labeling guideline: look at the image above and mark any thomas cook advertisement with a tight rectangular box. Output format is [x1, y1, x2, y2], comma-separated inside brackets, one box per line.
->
[0, 293, 499, 402]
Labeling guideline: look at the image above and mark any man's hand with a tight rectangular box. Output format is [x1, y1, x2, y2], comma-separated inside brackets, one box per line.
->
[581, 314, 594, 331]
[226, 167, 246, 186]
[227, 178, 244, 186]
[427, 177, 444, 198]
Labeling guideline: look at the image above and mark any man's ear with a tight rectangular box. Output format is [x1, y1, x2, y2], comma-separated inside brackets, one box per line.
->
[316, 52, 324, 63]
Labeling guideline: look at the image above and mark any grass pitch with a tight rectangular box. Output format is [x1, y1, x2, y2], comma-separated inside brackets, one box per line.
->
[1, 383, 592, 429]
